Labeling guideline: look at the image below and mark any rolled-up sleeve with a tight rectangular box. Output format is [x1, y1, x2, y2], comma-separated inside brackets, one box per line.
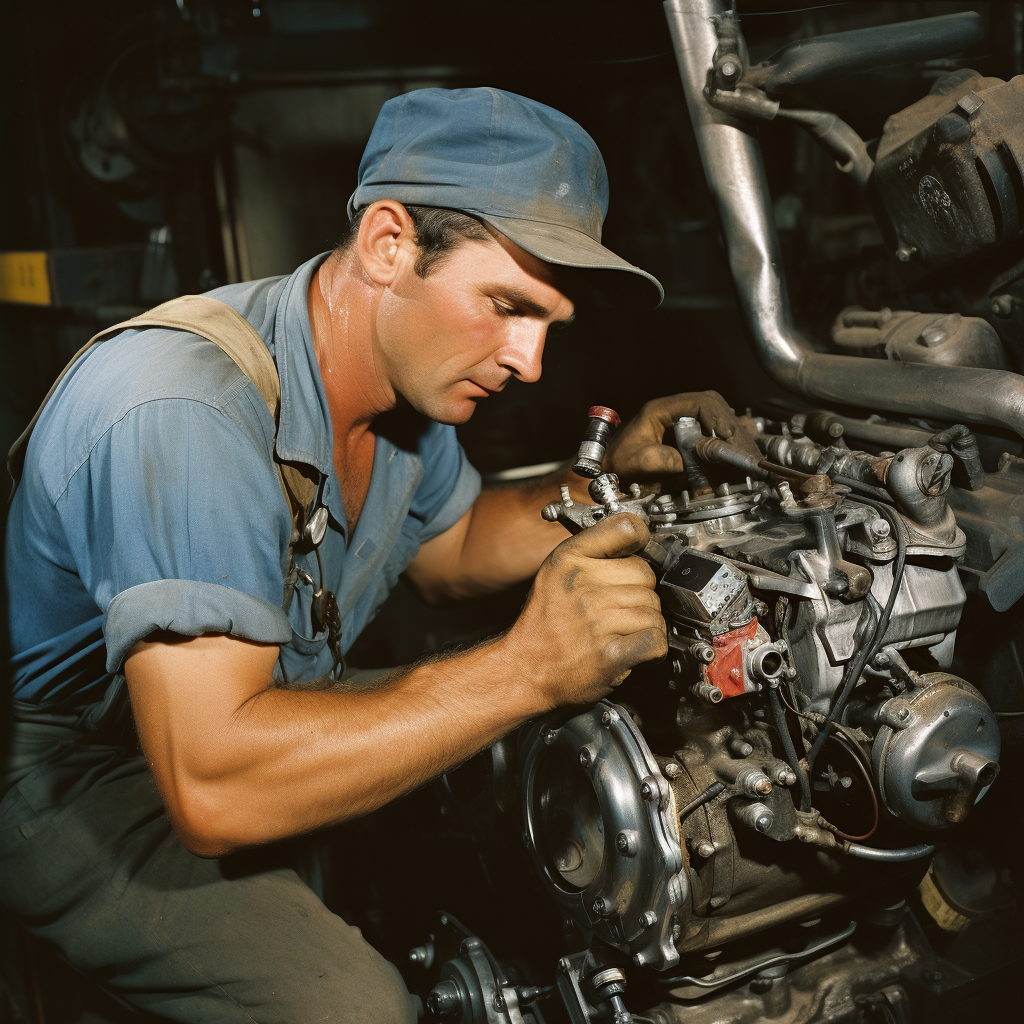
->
[56, 397, 294, 672]
[410, 422, 481, 542]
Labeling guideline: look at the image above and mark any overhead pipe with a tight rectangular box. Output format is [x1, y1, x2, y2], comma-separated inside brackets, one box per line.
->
[663, 0, 1024, 440]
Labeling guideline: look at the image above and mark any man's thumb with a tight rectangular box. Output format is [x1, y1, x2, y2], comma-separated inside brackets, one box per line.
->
[563, 512, 650, 560]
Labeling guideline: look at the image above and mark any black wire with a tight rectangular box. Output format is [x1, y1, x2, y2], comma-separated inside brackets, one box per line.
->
[768, 683, 812, 811]
[806, 498, 905, 774]
[770, 597, 813, 811]
[678, 781, 726, 820]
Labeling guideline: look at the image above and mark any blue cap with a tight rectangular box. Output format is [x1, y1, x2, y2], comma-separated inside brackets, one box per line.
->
[348, 87, 663, 308]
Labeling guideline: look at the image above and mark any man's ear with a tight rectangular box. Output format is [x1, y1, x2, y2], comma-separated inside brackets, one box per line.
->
[355, 200, 418, 285]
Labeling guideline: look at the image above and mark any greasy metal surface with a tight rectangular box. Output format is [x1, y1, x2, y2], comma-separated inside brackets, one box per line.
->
[521, 702, 686, 970]
[647, 916, 937, 1024]
[872, 675, 1000, 830]
[664, 0, 1024, 440]
[752, 13, 985, 95]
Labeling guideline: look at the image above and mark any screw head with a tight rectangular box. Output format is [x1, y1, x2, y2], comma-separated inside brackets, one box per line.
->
[579, 747, 592, 768]
[696, 840, 716, 858]
[633, 953, 647, 967]
[616, 829, 640, 856]
[664, 762, 682, 779]
[720, 60, 739, 78]
[593, 897, 609, 916]
[755, 813, 773, 833]
[639, 911, 658, 929]
[558, 957, 572, 973]
[601, 708, 619, 728]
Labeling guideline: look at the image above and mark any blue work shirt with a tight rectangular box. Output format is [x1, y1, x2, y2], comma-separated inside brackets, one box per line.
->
[6, 253, 481, 707]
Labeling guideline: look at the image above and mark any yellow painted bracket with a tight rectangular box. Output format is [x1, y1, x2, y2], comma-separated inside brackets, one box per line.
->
[0, 251, 52, 306]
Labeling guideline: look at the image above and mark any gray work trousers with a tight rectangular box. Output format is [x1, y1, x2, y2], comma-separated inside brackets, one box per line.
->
[0, 680, 418, 1024]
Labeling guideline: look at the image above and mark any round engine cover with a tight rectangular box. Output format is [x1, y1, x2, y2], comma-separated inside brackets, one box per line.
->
[872, 674, 1000, 831]
[521, 702, 686, 971]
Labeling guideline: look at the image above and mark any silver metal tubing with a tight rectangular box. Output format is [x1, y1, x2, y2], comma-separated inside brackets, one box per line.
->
[844, 842, 937, 862]
[663, 0, 1024, 440]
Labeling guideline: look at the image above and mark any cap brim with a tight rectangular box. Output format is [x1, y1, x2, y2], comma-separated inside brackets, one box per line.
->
[479, 213, 664, 310]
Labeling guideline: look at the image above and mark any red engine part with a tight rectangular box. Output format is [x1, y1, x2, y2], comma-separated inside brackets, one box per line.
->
[703, 618, 759, 698]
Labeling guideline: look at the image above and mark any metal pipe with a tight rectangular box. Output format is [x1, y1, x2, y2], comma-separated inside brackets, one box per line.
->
[676, 891, 851, 952]
[755, 12, 985, 94]
[843, 842, 937, 862]
[663, 0, 1024, 440]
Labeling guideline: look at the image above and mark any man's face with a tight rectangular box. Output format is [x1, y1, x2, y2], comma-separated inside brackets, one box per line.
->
[372, 229, 576, 424]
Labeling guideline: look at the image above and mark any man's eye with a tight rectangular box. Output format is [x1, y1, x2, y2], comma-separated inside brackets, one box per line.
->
[492, 301, 520, 318]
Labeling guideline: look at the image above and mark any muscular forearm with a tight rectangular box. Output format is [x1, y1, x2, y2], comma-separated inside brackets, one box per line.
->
[141, 638, 542, 856]
[408, 463, 592, 601]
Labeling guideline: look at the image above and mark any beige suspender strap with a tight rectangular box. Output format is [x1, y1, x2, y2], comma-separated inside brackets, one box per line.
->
[7, 295, 317, 531]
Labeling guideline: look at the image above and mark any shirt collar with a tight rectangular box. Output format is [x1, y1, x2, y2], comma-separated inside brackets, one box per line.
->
[272, 252, 334, 476]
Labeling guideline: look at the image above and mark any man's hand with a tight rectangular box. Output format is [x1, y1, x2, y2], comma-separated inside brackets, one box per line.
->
[605, 391, 740, 482]
[499, 512, 667, 707]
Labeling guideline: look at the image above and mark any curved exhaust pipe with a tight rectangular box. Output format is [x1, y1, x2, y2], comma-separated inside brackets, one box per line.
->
[663, 0, 1024, 440]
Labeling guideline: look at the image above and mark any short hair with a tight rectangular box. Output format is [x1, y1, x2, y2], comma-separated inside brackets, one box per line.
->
[337, 204, 492, 277]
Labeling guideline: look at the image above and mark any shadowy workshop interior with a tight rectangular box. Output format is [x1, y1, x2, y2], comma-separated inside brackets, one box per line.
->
[2, 0, 1024, 1022]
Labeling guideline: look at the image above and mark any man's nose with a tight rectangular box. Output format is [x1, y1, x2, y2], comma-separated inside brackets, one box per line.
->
[500, 326, 546, 384]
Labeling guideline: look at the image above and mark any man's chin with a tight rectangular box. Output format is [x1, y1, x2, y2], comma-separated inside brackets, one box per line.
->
[400, 390, 479, 426]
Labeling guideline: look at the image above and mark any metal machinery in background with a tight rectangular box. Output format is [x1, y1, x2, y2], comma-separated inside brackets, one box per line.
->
[412, 4, 1024, 1023]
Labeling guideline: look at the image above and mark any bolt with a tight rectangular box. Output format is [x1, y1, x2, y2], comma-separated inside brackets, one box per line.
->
[710, 894, 729, 908]
[633, 953, 647, 967]
[696, 841, 716, 858]
[730, 668, 742, 681]
[991, 294, 1015, 318]
[898, 707, 911, 721]
[616, 830, 640, 856]
[542, 727, 558, 744]
[558, 957, 572, 973]
[754, 777, 773, 796]
[639, 911, 658, 929]
[895, 244, 918, 262]
[601, 708, 619, 728]
[492, 991, 505, 1012]
[664, 762, 682, 779]
[755, 812, 774, 833]
[579, 747, 592, 768]
[920, 323, 949, 348]
[729, 737, 754, 758]
[870, 518, 891, 539]
[839, 776, 853, 789]
[593, 897, 609, 916]
[641, 777, 661, 801]
[874, 650, 891, 668]
[720, 60, 739, 78]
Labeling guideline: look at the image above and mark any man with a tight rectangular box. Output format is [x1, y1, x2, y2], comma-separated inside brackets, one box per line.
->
[1, 88, 737, 1022]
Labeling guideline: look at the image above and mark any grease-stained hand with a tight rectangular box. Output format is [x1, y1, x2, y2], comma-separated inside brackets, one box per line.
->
[502, 512, 668, 709]
[604, 391, 742, 483]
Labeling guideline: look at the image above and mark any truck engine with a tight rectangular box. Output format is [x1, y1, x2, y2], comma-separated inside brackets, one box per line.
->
[402, 3, 1024, 1023]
